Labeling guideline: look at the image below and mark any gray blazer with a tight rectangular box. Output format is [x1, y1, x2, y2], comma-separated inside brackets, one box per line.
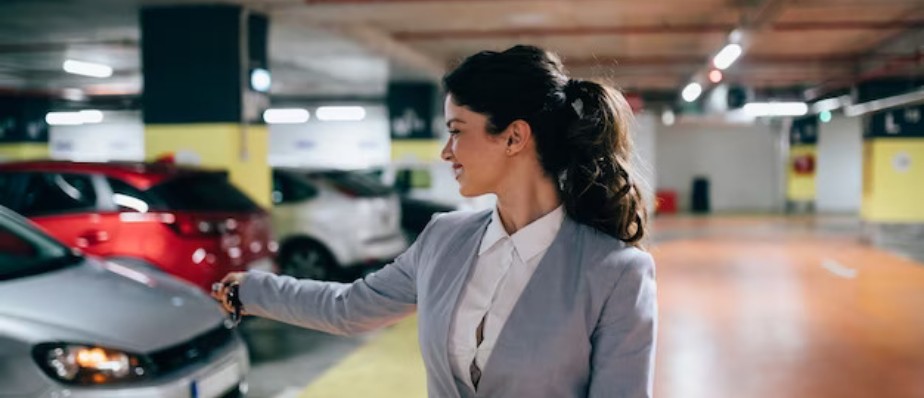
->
[241, 209, 657, 398]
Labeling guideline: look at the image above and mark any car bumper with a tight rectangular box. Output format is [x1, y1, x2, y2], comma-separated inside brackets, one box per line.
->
[35, 334, 249, 398]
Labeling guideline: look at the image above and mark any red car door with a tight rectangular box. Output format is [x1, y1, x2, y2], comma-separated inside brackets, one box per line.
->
[15, 172, 119, 255]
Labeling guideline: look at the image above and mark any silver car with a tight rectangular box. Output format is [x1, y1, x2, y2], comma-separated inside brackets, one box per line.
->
[0, 206, 249, 398]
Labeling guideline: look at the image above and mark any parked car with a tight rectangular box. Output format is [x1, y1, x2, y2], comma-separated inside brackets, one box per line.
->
[0, 205, 249, 398]
[270, 168, 407, 280]
[0, 161, 277, 292]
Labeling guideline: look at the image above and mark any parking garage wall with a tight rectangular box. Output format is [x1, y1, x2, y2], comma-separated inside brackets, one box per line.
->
[656, 122, 782, 213]
[49, 111, 145, 162]
[816, 115, 863, 214]
[268, 105, 390, 170]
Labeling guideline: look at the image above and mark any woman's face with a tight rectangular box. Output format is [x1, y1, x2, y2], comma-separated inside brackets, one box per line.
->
[441, 94, 508, 197]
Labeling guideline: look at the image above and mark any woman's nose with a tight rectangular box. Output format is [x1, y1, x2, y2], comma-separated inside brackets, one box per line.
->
[440, 138, 453, 161]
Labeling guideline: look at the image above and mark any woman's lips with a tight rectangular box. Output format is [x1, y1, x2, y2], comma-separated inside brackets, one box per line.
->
[452, 164, 463, 178]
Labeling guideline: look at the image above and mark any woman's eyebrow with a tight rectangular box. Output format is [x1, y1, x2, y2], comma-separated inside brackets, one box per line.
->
[446, 118, 466, 128]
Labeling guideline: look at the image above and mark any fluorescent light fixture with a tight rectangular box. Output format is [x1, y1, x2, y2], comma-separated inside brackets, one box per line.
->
[45, 110, 105, 126]
[61, 88, 86, 101]
[743, 102, 809, 117]
[729, 29, 743, 44]
[250, 68, 271, 93]
[713, 44, 743, 70]
[811, 96, 848, 114]
[79, 110, 104, 123]
[63, 59, 113, 78]
[263, 108, 309, 124]
[316, 106, 366, 121]
[661, 109, 676, 126]
[682, 83, 703, 103]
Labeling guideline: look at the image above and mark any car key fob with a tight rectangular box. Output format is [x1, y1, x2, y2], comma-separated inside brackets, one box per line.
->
[227, 283, 243, 326]
[212, 282, 243, 328]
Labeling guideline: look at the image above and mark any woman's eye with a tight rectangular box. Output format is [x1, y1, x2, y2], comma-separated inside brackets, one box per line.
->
[448, 129, 461, 135]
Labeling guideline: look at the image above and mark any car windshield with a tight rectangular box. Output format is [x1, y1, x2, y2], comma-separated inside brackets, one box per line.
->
[148, 173, 261, 212]
[0, 208, 79, 281]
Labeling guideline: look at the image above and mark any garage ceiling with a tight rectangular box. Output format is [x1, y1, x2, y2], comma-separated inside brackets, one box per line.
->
[0, 0, 922, 104]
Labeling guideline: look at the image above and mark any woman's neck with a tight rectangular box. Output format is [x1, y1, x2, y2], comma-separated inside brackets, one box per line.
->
[495, 173, 561, 235]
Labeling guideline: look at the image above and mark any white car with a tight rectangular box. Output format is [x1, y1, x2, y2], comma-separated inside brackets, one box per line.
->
[0, 205, 249, 398]
[270, 169, 408, 280]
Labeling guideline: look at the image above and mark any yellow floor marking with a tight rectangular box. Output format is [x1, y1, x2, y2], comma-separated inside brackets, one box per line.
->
[297, 316, 427, 398]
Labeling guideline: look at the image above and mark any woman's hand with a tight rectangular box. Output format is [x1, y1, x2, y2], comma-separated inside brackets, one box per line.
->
[211, 272, 249, 316]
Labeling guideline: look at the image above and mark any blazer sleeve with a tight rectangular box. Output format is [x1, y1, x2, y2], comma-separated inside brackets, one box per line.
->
[588, 248, 658, 398]
[238, 215, 440, 336]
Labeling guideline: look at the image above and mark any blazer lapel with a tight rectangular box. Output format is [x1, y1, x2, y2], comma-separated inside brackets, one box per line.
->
[474, 217, 579, 396]
[434, 211, 492, 397]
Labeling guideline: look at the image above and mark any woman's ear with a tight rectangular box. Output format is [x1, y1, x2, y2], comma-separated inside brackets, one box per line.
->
[505, 120, 532, 155]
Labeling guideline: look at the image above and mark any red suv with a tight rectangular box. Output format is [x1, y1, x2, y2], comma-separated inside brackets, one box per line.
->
[0, 160, 277, 291]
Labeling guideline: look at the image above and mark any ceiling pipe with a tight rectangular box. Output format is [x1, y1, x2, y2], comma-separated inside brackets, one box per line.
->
[0, 39, 137, 54]
[805, 51, 924, 99]
[565, 54, 864, 68]
[843, 86, 924, 117]
[391, 21, 924, 41]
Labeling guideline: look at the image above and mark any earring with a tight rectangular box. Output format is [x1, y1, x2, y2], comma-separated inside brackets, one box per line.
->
[506, 148, 512, 155]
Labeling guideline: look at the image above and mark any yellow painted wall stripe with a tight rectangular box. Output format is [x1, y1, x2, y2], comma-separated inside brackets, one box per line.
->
[787, 144, 816, 201]
[861, 138, 924, 222]
[298, 316, 427, 398]
[0, 142, 48, 161]
[392, 140, 443, 162]
[145, 124, 271, 208]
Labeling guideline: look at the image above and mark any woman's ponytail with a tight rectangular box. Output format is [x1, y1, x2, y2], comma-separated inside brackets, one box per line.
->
[559, 79, 648, 246]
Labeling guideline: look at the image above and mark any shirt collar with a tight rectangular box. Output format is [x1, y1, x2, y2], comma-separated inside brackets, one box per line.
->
[478, 205, 565, 262]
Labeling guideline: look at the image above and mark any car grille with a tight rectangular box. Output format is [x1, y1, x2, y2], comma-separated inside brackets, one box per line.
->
[146, 325, 235, 376]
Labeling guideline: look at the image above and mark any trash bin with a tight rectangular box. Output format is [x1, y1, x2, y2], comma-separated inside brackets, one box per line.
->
[691, 177, 710, 213]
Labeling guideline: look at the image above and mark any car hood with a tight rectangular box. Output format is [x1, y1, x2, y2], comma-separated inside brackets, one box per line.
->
[0, 257, 227, 353]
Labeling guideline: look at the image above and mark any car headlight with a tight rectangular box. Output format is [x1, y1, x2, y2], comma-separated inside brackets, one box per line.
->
[32, 343, 150, 385]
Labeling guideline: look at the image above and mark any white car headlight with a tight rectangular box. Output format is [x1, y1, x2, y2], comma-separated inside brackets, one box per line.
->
[33, 343, 149, 385]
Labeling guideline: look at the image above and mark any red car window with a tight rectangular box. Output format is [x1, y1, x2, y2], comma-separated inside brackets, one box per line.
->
[0, 228, 36, 257]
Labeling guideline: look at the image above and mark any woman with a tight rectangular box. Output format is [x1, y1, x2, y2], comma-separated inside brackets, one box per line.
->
[214, 44, 657, 398]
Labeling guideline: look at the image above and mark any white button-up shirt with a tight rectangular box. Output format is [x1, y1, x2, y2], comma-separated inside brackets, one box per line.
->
[449, 205, 565, 390]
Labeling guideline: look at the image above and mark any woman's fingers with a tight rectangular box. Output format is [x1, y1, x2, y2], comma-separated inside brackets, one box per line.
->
[211, 272, 246, 313]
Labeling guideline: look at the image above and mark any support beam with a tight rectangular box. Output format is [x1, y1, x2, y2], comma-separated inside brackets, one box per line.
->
[324, 23, 445, 80]
[392, 21, 924, 41]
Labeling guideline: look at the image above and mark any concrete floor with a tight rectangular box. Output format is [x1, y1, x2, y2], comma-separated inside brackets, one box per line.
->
[240, 215, 924, 398]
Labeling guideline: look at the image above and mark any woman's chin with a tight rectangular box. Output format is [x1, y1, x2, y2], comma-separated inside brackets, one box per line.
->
[458, 185, 486, 198]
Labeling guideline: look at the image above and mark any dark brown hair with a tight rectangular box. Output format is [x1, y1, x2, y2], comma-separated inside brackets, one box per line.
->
[443, 45, 648, 246]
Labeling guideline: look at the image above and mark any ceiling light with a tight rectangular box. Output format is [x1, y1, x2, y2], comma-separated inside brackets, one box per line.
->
[45, 110, 104, 126]
[79, 110, 104, 124]
[743, 102, 809, 117]
[316, 106, 366, 121]
[61, 88, 86, 101]
[63, 60, 113, 78]
[250, 68, 271, 93]
[661, 109, 676, 126]
[682, 83, 703, 103]
[713, 44, 743, 70]
[263, 108, 310, 124]
[729, 29, 744, 44]
[709, 70, 723, 84]
[811, 96, 848, 114]
[819, 111, 832, 123]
